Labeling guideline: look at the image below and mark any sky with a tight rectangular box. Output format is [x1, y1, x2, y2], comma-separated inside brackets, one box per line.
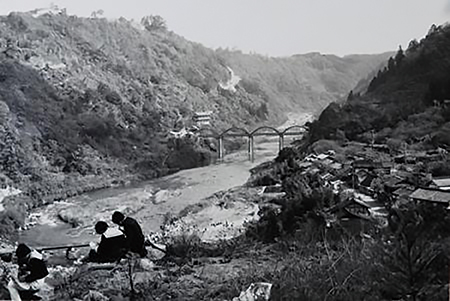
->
[0, 0, 449, 57]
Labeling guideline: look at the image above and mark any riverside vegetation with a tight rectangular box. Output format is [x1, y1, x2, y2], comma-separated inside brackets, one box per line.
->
[0, 7, 449, 301]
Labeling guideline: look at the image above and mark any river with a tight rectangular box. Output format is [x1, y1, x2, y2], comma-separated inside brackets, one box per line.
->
[19, 113, 312, 249]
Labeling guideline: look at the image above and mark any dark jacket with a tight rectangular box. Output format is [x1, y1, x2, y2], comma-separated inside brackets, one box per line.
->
[95, 228, 127, 263]
[122, 217, 147, 257]
[21, 250, 48, 283]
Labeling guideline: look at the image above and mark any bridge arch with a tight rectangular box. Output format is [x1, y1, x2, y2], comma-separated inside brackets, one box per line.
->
[220, 127, 250, 137]
[197, 124, 306, 163]
[281, 125, 307, 135]
[250, 126, 280, 136]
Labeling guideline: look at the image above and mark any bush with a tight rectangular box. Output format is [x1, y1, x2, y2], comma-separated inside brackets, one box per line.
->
[310, 139, 342, 154]
[166, 137, 211, 170]
[165, 232, 202, 260]
[0, 207, 24, 238]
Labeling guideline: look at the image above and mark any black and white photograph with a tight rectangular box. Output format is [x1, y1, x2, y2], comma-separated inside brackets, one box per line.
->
[0, 1, 449, 300]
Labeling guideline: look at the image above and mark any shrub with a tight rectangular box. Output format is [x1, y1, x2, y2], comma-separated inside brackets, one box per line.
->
[372, 203, 449, 300]
[0, 207, 24, 238]
[165, 137, 211, 170]
[165, 232, 202, 260]
[310, 139, 342, 154]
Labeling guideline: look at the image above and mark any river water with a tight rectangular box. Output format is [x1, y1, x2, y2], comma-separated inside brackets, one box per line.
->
[19, 138, 278, 248]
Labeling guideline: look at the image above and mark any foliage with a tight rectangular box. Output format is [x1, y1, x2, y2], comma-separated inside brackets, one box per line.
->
[0, 207, 24, 239]
[310, 23, 450, 146]
[164, 232, 203, 261]
[141, 15, 167, 31]
[374, 203, 449, 300]
[165, 136, 212, 170]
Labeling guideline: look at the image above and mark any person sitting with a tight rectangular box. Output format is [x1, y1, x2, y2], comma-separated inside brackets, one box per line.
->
[7, 243, 48, 301]
[112, 211, 148, 257]
[87, 221, 127, 263]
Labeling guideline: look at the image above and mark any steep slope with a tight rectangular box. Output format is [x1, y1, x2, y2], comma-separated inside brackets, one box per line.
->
[218, 51, 393, 112]
[0, 10, 389, 219]
[309, 23, 450, 147]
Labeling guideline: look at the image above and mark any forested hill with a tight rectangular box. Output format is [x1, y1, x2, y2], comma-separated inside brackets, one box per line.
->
[309, 23, 450, 147]
[0, 9, 389, 211]
[217, 51, 392, 112]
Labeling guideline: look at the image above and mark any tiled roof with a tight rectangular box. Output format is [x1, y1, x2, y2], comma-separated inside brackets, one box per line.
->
[432, 177, 450, 188]
[409, 188, 450, 204]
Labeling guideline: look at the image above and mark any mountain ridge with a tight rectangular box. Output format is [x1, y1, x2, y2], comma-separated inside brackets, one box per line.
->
[308, 23, 450, 147]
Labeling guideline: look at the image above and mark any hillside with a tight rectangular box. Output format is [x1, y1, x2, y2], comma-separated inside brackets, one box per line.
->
[0, 9, 389, 228]
[309, 23, 450, 147]
[218, 51, 393, 112]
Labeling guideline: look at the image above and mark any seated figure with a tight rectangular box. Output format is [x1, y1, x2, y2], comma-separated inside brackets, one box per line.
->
[7, 243, 48, 301]
[112, 211, 148, 257]
[88, 221, 127, 263]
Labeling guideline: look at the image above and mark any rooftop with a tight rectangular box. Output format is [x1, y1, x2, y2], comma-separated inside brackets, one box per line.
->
[432, 177, 450, 188]
[409, 188, 450, 204]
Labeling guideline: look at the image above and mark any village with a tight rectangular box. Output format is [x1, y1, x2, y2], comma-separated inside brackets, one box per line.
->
[258, 140, 450, 233]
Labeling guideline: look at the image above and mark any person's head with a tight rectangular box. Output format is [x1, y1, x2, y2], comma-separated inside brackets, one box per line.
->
[16, 243, 31, 264]
[16, 243, 31, 259]
[95, 221, 108, 234]
[112, 211, 125, 225]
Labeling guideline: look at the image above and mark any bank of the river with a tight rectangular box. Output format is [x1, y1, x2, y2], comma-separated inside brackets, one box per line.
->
[19, 113, 312, 249]
[18, 134, 283, 248]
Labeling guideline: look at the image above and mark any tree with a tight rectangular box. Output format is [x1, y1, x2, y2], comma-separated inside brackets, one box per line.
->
[395, 45, 405, 67]
[90, 9, 104, 18]
[427, 24, 438, 36]
[407, 39, 420, 54]
[373, 204, 448, 301]
[141, 15, 167, 31]
[387, 57, 396, 71]
[346, 90, 354, 101]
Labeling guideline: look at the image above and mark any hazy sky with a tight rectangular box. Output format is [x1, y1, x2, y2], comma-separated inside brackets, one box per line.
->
[1, 0, 449, 57]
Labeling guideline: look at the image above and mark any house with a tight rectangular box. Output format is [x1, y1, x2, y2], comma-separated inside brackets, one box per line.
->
[359, 173, 376, 188]
[343, 199, 371, 219]
[384, 176, 407, 193]
[355, 169, 369, 183]
[327, 192, 376, 220]
[298, 161, 313, 169]
[442, 99, 450, 109]
[392, 186, 415, 199]
[394, 155, 417, 164]
[304, 154, 317, 162]
[430, 176, 450, 190]
[353, 159, 383, 170]
[329, 162, 343, 170]
[321, 158, 334, 166]
[409, 188, 450, 205]
[320, 173, 334, 182]
[259, 184, 286, 200]
[193, 111, 212, 126]
[316, 153, 330, 160]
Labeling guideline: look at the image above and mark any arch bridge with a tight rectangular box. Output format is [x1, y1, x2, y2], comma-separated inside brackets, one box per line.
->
[200, 125, 307, 162]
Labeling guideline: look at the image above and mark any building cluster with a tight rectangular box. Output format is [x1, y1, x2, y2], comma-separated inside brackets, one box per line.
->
[260, 143, 450, 230]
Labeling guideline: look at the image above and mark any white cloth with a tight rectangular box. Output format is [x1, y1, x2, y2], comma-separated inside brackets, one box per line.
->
[7, 277, 44, 301]
[7, 250, 45, 301]
[103, 227, 123, 238]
